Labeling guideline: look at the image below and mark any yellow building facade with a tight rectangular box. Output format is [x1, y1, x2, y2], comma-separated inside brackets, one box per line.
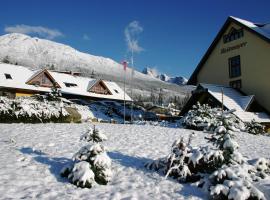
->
[188, 17, 270, 113]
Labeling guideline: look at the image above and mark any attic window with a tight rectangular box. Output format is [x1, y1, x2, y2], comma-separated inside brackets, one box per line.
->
[114, 89, 119, 94]
[64, 82, 78, 87]
[223, 28, 244, 43]
[4, 73, 12, 80]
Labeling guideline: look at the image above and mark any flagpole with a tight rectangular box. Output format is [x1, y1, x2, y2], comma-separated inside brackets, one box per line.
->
[124, 69, 126, 124]
[130, 49, 134, 123]
[122, 61, 127, 124]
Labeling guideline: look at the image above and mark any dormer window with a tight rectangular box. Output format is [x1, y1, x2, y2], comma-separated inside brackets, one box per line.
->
[223, 28, 244, 43]
[4, 73, 12, 79]
[114, 89, 119, 94]
[64, 82, 78, 87]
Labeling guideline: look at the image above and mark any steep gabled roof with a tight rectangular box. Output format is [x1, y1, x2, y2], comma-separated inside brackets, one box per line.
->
[188, 16, 270, 85]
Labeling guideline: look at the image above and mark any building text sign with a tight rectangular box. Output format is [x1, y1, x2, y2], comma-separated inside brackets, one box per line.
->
[220, 42, 247, 54]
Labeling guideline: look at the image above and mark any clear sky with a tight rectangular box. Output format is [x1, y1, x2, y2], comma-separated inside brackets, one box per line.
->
[0, 0, 269, 78]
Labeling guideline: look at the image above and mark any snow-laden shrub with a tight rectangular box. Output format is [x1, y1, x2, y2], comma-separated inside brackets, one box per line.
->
[145, 133, 226, 182]
[208, 164, 266, 200]
[145, 135, 192, 182]
[245, 119, 266, 135]
[254, 158, 270, 179]
[67, 161, 95, 188]
[147, 109, 268, 199]
[0, 96, 69, 123]
[61, 126, 112, 188]
[181, 102, 244, 132]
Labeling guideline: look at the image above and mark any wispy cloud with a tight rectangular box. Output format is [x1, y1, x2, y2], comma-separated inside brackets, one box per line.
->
[124, 20, 144, 53]
[4, 24, 63, 39]
[83, 34, 90, 40]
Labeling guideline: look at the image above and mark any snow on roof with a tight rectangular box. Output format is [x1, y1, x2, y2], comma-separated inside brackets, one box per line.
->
[230, 16, 270, 40]
[200, 83, 270, 123]
[0, 64, 51, 93]
[0, 63, 132, 101]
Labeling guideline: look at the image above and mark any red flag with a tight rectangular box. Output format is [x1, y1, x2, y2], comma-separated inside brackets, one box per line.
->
[122, 61, 127, 71]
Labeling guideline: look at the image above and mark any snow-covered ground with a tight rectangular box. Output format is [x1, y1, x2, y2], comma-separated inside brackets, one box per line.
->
[0, 123, 269, 199]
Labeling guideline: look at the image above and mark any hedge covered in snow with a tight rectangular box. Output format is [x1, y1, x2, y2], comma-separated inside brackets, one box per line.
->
[61, 126, 112, 188]
[0, 96, 71, 123]
[146, 109, 269, 199]
[0, 94, 95, 123]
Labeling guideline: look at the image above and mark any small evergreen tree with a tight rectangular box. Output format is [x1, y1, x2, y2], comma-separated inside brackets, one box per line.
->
[61, 125, 112, 188]
[245, 119, 265, 135]
[47, 82, 62, 101]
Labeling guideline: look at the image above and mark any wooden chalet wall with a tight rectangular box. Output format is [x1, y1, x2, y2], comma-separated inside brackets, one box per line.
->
[90, 81, 112, 95]
[29, 73, 54, 87]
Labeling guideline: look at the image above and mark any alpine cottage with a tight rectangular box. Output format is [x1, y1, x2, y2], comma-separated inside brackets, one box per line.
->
[0, 63, 132, 102]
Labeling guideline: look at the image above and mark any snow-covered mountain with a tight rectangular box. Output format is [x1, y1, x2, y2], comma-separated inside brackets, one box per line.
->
[142, 67, 187, 85]
[0, 33, 191, 101]
[141, 67, 159, 78]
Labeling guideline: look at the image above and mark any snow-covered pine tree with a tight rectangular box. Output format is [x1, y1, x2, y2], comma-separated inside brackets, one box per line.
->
[47, 82, 62, 101]
[61, 125, 112, 188]
[245, 119, 266, 135]
[80, 125, 108, 143]
[146, 105, 269, 199]
[203, 112, 267, 199]
[181, 102, 243, 132]
[146, 135, 192, 182]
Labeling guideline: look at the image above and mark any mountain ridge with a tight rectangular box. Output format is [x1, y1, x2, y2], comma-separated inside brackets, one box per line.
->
[142, 67, 187, 85]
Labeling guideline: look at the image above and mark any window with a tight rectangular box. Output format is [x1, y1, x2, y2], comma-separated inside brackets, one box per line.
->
[230, 79, 242, 89]
[114, 89, 119, 93]
[64, 82, 78, 87]
[223, 28, 244, 43]
[4, 73, 12, 79]
[229, 55, 241, 78]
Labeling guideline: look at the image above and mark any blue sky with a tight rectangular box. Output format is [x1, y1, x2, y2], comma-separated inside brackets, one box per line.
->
[0, 0, 269, 78]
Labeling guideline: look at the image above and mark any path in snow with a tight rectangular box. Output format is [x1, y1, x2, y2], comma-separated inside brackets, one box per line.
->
[0, 123, 269, 199]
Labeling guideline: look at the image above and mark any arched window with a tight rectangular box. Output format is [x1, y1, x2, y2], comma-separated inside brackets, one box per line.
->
[223, 27, 244, 43]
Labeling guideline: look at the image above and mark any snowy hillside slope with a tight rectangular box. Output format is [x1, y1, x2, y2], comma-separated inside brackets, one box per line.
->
[0, 123, 269, 199]
[0, 33, 191, 100]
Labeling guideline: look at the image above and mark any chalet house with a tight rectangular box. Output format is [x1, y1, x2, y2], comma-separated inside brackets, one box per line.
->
[184, 16, 270, 125]
[0, 63, 132, 102]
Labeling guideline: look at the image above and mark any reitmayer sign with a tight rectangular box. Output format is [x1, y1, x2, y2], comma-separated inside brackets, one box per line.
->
[220, 42, 247, 54]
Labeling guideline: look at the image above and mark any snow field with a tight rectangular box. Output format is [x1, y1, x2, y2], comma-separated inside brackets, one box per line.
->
[0, 123, 269, 199]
